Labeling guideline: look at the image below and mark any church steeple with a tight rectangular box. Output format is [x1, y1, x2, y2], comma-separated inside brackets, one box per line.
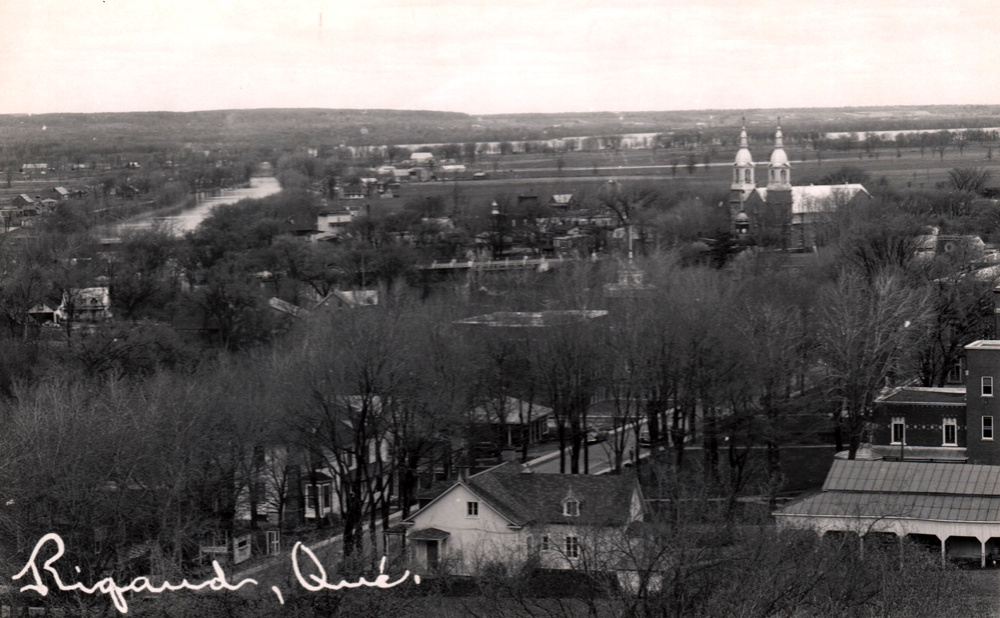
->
[768, 120, 791, 189]
[729, 117, 756, 216]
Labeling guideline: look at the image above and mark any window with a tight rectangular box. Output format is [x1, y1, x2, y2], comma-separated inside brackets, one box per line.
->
[984, 377, 994, 397]
[266, 530, 281, 556]
[891, 417, 905, 445]
[321, 484, 332, 510]
[565, 536, 580, 559]
[563, 499, 580, 517]
[985, 416, 994, 441]
[943, 418, 957, 446]
[745, 169, 751, 183]
[541, 535, 551, 551]
[466, 501, 479, 518]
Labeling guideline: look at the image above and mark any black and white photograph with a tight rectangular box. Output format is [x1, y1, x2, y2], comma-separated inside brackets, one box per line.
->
[2, 0, 1000, 615]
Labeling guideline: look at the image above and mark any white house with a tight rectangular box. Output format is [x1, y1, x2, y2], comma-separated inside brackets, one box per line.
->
[55, 287, 112, 323]
[410, 153, 435, 166]
[315, 210, 357, 242]
[397, 463, 645, 575]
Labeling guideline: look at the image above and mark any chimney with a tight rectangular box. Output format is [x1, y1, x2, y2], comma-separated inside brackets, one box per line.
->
[457, 465, 470, 482]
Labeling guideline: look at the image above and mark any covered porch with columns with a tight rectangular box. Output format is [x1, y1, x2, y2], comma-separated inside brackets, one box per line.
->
[775, 459, 1000, 569]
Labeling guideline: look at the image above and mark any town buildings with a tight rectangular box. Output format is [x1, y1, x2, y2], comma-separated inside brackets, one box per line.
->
[775, 290, 1000, 566]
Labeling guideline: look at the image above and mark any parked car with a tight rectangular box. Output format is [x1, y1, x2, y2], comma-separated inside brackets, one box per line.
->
[472, 171, 490, 180]
[586, 429, 608, 444]
[471, 442, 502, 463]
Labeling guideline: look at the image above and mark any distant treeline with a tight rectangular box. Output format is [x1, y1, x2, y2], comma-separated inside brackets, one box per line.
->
[2, 105, 1000, 165]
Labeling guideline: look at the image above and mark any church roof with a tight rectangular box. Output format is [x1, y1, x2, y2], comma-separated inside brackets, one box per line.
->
[756, 184, 870, 214]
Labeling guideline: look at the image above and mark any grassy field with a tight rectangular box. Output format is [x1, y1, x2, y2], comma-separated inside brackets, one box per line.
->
[390, 143, 1000, 217]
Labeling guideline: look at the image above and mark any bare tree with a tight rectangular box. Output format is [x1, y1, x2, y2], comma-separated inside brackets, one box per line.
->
[948, 167, 992, 194]
[816, 271, 931, 458]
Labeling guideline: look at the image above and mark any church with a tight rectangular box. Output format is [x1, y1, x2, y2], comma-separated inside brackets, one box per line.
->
[729, 122, 872, 250]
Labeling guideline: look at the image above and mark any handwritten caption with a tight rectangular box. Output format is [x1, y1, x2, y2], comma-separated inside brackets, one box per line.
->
[13, 533, 421, 614]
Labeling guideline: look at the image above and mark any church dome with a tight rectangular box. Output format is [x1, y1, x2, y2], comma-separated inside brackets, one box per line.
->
[769, 148, 789, 168]
[769, 124, 790, 168]
[734, 147, 754, 166]
[734, 211, 749, 223]
[733, 123, 754, 168]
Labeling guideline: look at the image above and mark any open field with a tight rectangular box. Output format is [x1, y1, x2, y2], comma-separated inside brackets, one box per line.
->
[388, 144, 1000, 217]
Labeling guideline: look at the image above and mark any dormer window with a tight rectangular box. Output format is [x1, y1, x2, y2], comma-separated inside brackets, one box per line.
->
[563, 499, 580, 517]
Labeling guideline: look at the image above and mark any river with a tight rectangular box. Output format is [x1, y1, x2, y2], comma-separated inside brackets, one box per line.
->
[117, 176, 282, 236]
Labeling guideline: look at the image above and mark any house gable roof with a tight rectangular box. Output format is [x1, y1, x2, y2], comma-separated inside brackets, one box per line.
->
[406, 462, 642, 529]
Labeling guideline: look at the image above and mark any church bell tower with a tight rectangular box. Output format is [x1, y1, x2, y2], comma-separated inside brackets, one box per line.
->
[729, 118, 756, 218]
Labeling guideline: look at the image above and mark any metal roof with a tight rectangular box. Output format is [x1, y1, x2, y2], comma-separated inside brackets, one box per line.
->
[877, 387, 965, 405]
[777, 460, 1000, 523]
[822, 460, 1000, 496]
[779, 491, 1000, 522]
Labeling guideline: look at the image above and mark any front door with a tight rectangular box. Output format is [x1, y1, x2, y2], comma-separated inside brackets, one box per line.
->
[427, 540, 439, 570]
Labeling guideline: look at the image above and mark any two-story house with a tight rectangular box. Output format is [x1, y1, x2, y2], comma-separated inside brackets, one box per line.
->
[396, 462, 645, 576]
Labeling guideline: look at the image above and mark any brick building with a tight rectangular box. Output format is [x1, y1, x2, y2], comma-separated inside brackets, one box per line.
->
[869, 340, 1000, 465]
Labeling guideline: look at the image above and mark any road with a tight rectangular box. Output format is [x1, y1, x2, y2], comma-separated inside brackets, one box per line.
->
[528, 423, 646, 475]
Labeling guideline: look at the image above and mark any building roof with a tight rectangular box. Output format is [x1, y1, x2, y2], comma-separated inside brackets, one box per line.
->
[821, 460, 1000, 495]
[877, 386, 966, 406]
[755, 184, 870, 214]
[778, 459, 1000, 523]
[469, 397, 552, 424]
[462, 463, 640, 527]
[406, 462, 641, 529]
[779, 490, 1000, 522]
[408, 527, 451, 541]
[268, 297, 311, 318]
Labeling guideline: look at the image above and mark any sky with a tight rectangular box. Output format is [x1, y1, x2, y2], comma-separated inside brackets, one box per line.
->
[1, 0, 997, 116]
